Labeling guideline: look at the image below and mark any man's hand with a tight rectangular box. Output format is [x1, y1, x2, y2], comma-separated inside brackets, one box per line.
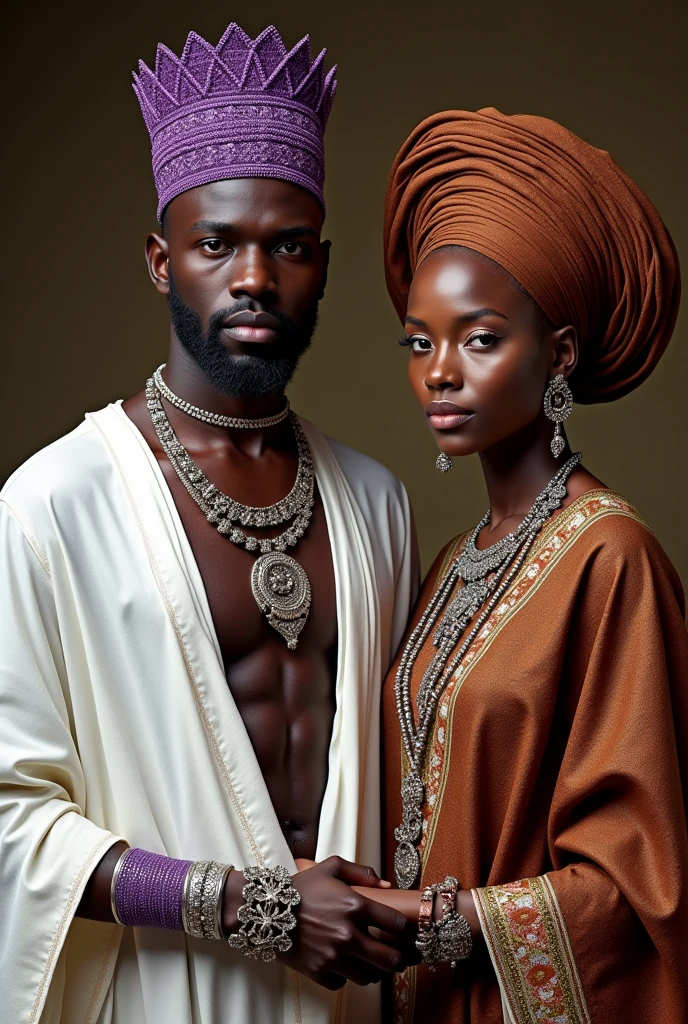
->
[223, 857, 415, 991]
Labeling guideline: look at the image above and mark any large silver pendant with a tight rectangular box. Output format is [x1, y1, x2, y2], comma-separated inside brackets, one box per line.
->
[251, 552, 312, 650]
[394, 772, 425, 888]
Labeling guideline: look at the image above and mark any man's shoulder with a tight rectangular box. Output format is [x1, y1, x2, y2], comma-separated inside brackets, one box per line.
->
[1, 411, 116, 523]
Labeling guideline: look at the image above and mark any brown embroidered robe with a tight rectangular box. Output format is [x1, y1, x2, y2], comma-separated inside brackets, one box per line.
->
[382, 492, 688, 1024]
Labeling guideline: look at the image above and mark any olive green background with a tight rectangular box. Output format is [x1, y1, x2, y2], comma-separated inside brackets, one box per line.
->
[3, 0, 686, 584]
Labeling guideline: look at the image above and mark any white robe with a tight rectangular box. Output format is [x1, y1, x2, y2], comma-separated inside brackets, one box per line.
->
[0, 403, 419, 1024]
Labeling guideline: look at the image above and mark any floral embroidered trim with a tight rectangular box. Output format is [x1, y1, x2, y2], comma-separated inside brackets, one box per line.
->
[419, 491, 641, 859]
[473, 876, 591, 1024]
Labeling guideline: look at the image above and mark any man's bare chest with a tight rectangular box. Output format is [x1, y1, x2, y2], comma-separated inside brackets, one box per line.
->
[165, 469, 337, 662]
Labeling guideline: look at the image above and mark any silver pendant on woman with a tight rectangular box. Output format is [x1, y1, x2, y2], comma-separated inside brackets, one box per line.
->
[393, 452, 581, 887]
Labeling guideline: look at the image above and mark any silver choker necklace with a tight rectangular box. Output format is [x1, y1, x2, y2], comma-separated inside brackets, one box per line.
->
[146, 375, 314, 649]
[393, 452, 582, 888]
[153, 365, 291, 430]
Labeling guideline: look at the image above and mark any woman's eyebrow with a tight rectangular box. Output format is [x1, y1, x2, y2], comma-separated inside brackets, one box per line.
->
[457, 307, 510, 323]
[405, 308, 510, 328]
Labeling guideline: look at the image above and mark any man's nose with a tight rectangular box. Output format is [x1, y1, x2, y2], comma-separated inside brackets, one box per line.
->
[229, 247, 278, 303]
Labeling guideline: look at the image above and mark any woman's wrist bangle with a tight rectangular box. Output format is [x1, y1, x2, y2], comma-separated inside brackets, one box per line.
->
[415, 876, 473, 970]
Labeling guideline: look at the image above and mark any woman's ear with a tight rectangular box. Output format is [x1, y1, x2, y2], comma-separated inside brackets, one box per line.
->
[549, 325, 578, 379]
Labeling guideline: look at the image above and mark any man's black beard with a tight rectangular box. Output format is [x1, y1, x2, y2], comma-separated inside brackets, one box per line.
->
[167, 275, 318, 399]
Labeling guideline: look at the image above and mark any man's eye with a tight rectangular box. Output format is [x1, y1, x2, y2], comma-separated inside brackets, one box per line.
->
[201, 239, 228, 253]
[275, 242, 304, 256]
[466, 331, 499, 348]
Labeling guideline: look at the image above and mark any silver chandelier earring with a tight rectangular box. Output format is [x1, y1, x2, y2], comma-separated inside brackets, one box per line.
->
[543, 374, 573, 458]
[436, 451, 453, 472]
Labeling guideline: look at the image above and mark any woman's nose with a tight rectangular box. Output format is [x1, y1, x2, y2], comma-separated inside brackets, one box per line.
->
[424, 344, 463, 391]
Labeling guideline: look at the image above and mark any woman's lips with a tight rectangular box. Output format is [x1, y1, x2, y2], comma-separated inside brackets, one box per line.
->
[425, 401, 474, 431]
[428, 411, 474, 429]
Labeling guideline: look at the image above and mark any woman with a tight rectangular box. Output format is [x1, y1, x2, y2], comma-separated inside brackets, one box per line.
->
[357, 109, 688, 1022]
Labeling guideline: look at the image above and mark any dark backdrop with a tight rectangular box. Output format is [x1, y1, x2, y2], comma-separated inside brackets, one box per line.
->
[3, 0, 686, 583]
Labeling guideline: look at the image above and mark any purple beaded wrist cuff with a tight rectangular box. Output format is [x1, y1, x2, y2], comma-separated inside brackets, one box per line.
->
[114, 848, 192, 930]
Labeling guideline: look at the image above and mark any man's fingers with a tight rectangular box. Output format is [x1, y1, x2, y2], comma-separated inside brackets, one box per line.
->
[358, 895, 413, 937]
[326, 856, 382, 888]
[355, 933, 404, 974]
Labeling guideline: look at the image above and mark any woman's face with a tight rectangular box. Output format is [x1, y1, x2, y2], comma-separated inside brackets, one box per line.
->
[404, 247, 567, 458]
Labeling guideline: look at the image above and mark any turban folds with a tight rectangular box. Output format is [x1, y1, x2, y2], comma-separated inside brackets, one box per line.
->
[384, 108, 680, 403]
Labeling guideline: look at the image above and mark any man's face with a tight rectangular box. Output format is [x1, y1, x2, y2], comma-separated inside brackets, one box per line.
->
[148, 178, 330, 397]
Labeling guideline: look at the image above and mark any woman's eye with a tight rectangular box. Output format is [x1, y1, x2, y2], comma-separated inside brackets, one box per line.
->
[466, 331, 499, 348]
[201, 239, 229, 254]
[275, 242, 304, 256]
[410, 336, 433, 352]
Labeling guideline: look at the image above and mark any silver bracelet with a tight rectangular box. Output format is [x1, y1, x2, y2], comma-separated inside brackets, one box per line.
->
[227, 865, 300, 962]
[415, 875, 473, 970]
[110, 847, 132, 926]
[183, 860, 233, 940]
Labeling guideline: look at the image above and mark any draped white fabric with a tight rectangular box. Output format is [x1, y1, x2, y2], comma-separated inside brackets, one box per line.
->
[0, 403, 418, 1024]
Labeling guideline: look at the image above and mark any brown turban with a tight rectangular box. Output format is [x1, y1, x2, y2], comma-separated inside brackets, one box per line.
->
[383, 108, 680, 403]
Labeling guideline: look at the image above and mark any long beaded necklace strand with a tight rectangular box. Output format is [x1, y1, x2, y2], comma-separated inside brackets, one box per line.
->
[145, 374, 316, 649]
[393, 452, 582, 888]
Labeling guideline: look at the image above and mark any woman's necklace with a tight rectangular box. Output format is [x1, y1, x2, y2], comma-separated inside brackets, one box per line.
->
[145, 374, 315, 650]
[393, 452, 582, 888]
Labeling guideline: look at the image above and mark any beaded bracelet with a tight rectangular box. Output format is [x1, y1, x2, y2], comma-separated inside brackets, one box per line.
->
[111, 848, 232, 940]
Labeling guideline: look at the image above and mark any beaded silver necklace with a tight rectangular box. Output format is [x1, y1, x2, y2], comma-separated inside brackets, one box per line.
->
[146, 375, 315, 649]
[393, 452, 582, 888]
[153, 365, 291, 430]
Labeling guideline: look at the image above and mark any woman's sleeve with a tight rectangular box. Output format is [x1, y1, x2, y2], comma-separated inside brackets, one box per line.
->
[0, 499, 123, 1023]
[472, 527, 688, 1024]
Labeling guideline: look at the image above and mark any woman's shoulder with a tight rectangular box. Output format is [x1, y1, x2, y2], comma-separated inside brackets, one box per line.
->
[543, 489, 660, 558]
[427, 489, 683, 605]
[539, 488, 685, 609]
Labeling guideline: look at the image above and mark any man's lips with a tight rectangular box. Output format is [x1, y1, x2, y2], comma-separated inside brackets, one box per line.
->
[425, 400, 475, 430]
[222, 310, 282, 344]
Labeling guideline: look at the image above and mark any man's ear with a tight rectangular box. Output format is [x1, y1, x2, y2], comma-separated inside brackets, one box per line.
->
[145, 232, 170, 296]
[318, 239, 332, 300]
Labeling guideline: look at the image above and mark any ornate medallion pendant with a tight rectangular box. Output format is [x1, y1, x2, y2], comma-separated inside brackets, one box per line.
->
[394, 771, 425, 888]
[251, 552, 312, 650]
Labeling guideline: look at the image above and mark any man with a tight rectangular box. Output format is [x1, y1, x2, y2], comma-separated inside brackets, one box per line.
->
[0, 22, 418, 1024]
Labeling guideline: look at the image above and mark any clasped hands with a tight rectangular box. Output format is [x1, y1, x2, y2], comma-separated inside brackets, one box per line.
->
[223, 855, 419, 991]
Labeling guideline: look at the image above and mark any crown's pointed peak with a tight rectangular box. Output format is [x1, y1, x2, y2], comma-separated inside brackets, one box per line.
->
[282, 35, 313, 88]
[179, 31, 216, 91]
[180, 31, 214, 64]
[154, 43, 184, 78]
[253, 25, 286, 49]
[153, 44, 185, 97]
[253, 25, 288, 77]
[217, 22, 253, 54]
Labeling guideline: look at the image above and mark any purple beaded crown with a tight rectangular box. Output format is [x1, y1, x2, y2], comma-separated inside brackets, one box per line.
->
[133, 23, 337, 220]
